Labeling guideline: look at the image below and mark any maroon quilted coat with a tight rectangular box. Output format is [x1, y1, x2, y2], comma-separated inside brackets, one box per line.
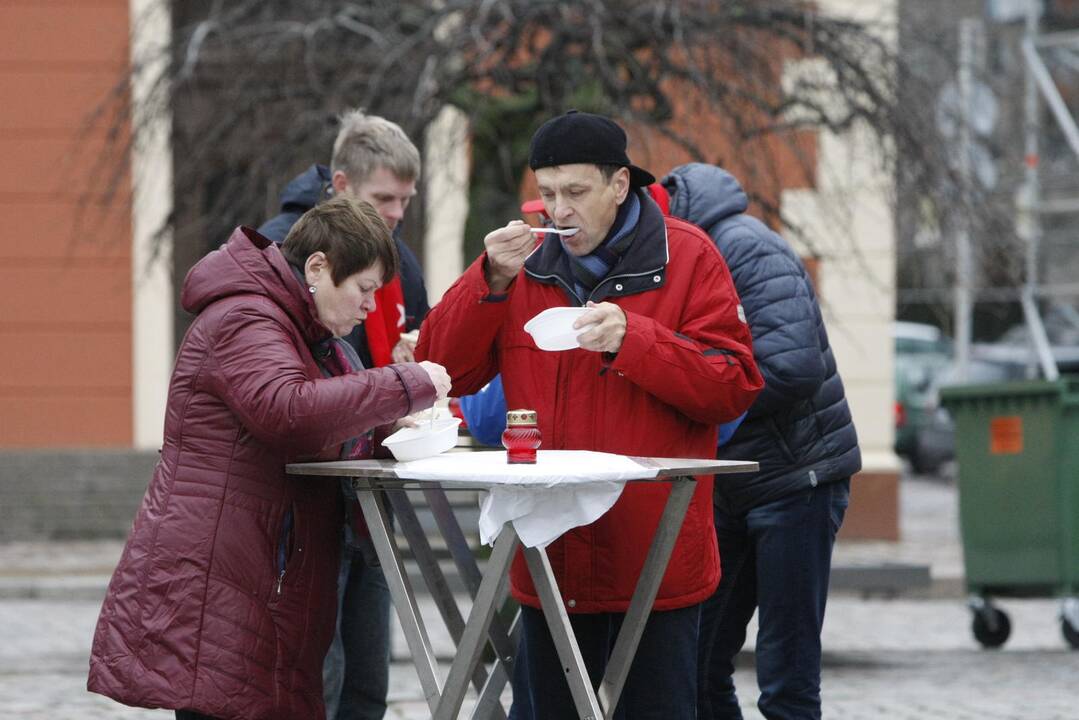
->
[88, 227, 436, 719]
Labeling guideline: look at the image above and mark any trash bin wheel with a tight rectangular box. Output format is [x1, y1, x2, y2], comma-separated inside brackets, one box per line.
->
[971, 605, 1011, 649]
[1063, 617, 1079, 650]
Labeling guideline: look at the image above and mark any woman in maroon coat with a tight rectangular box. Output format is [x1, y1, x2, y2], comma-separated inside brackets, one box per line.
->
[88, 197, 450, 720]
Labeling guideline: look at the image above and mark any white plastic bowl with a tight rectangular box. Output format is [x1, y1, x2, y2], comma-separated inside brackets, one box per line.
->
[523, 307, 596, 351]
[381, 417, 462, 462]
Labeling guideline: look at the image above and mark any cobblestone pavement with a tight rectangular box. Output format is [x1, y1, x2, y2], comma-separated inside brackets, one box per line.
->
[2, 596, 1076, 719]
[4, 477, 1078, 718]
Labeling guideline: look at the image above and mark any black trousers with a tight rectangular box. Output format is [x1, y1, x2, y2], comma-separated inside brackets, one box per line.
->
[176, 711, 218, 720]
[509, 603, 701, 719]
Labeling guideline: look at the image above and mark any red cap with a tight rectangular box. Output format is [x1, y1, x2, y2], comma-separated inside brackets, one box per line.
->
[645, 183, 670, 216]
[520, 198, 547, 216]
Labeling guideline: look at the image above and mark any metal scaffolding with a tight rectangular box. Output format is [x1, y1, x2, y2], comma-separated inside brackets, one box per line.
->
[954, 1, 1079, 380]
[1015, 0, 1079, 379]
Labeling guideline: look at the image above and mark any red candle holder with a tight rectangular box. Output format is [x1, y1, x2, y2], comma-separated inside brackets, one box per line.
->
[502, 409, 542, 464]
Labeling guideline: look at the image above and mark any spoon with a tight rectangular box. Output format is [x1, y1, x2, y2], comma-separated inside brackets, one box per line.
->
[530, 227, 579, 236]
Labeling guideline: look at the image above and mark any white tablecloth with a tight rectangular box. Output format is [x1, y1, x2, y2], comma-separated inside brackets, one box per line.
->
[393, 450, 660, 547]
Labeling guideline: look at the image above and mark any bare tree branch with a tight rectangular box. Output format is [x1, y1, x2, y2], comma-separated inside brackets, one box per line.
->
[79, 0, 989, 331]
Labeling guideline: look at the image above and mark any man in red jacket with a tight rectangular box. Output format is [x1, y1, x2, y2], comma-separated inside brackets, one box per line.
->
[417, 111, 763, 718]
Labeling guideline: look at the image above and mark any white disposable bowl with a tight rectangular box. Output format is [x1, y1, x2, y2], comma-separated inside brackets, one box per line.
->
[381, 417, 462, 462]
[523, 307, 595, 351]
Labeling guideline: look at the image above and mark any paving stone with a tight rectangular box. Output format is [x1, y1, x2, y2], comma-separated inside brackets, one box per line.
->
[3, 595, 1077, 718]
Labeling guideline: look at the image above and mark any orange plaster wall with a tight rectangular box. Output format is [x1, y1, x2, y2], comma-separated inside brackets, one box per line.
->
[0, 1, 133, 446]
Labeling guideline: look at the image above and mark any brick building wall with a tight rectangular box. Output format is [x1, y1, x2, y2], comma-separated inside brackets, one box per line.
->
[0, 1, 133, 447]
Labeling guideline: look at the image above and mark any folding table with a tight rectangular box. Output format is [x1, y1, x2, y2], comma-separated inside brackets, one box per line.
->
[286, 452, 756, 719]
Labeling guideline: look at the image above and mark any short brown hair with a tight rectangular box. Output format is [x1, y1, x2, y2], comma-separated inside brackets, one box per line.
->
[330, 109, 421, 184]
[281, 196, 399, 284]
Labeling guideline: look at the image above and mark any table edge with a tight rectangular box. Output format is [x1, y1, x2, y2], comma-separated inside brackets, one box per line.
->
[286, 454, 757, 479]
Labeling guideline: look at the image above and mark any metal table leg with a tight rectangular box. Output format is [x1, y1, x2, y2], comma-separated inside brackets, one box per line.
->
[523, 546, 604, 720]
[424, 486, 485, 593]
[424, 486, 519, 671]
[386, 489, 463, 636]
[597, 477, 696, 718]
[471, 611, 520, 720]
[434, 526, 521, 720]
[386, 488, 503, 716]
[355, 479, 443, 714]
[360, 474, 696, 719]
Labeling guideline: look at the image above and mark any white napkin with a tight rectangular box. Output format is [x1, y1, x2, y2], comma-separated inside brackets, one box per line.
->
[392, 450, 660, 547]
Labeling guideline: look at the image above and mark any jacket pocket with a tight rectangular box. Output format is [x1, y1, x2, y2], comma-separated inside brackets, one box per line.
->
[766, 416, 797, 464]
[828, 478, 851, 535]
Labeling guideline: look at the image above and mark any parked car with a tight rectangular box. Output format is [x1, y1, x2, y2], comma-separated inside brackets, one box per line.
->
[973, 304, 1079, 375]
[900, 305, 1079, 475]
[911, 332, 1079, 476]
[913, 357, 1026, 475]
[894, 322, 952, 473]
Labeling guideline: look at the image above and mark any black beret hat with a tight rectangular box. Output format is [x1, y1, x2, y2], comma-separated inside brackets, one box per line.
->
[528, 110, 656, 187]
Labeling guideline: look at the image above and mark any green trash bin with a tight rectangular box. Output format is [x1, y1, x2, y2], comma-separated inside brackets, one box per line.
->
[940, 377, 1079, 650]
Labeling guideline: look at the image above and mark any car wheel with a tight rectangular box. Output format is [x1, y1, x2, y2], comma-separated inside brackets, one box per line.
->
[909, 446, 940, 476]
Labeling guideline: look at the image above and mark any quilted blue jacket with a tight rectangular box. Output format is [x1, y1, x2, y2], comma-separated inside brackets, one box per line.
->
[663, 163, 861, 513]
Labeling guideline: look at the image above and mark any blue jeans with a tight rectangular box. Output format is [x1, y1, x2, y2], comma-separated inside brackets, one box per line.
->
[699, 479, 850, 720]
[510, 603, 700, 720]
[323, 542, 391, 720]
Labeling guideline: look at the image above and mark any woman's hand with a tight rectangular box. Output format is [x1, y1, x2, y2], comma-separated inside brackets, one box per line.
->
[392, 406, 439, 431]
[392, 336, 416, 363]
[392, 414, 421, 431]
[418, 361, 452, 400]
[392, 330, 419, 363]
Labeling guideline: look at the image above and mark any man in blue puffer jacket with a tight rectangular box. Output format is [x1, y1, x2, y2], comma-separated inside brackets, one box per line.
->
[661, 163, 861, 720]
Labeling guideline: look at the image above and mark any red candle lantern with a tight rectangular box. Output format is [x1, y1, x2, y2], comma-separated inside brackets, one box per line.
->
[502, 409, 542, 464]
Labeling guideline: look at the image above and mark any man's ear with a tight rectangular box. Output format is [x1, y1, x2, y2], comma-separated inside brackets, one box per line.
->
[304, 251, 328, 286]
[613, 167, 631, 204]
[331, 170, 350, 196]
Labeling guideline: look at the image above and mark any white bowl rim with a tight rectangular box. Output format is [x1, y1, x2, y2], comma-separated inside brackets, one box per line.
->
[524, 306, 596, 351]
[523, 306, 589, 334]
[382, 416, 461, 446]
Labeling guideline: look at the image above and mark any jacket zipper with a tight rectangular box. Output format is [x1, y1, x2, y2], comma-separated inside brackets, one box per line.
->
[275, 505, 295, 596]
[524, 269, 583, 306]
[587, 264, 664, 303]
[525, 222, 670, 304]
[586, 224, 669, 301]
[553, 353, 568, 448]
